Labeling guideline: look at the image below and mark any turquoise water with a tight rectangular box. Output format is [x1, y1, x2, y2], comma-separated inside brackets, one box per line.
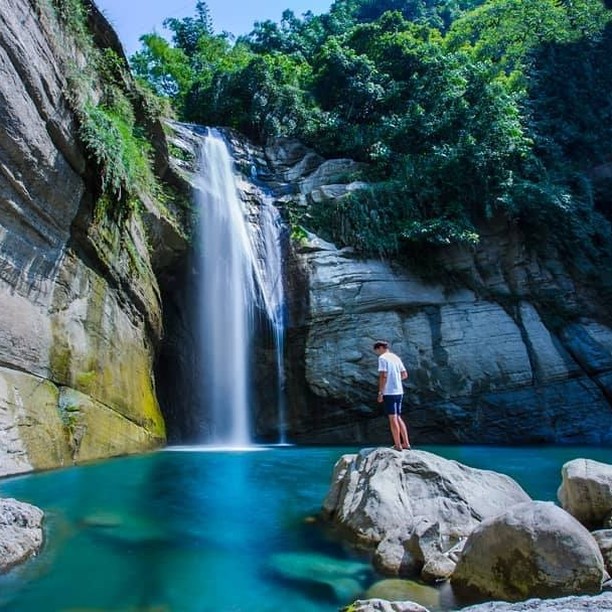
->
[0, 445, 610, 612]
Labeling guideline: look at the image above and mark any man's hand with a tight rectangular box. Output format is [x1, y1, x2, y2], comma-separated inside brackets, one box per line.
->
[377, 392, 384, 403]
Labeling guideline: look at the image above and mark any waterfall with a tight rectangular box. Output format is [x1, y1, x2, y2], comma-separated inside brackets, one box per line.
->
[195, 129, 286, 446]
[256, 200, 288, 444]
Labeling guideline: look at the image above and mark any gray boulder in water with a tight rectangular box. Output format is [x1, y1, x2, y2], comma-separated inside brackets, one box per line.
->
[452, 501, 607, 602]
[0, 497, 44, 572]
[558, 458, 612, 529]
[322, 447, 530, 580]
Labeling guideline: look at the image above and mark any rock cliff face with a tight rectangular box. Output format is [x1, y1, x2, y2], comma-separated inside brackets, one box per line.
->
[224, 136, 612, 445]
[0, 0, 187, 476]
[156, 127, 612, 446]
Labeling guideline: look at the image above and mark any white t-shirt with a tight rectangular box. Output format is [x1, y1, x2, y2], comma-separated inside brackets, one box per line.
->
[378, 352, 406, 395]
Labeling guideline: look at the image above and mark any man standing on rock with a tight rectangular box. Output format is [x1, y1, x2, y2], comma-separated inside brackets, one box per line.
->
[373, 340, 411, 450]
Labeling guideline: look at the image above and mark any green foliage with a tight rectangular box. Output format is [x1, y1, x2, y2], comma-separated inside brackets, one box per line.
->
[49, 0, 90, 45]
[308, 177, 481, 258]
[243, 9, 327, 59]
[184, 51, 313, 140]
[39, 0, 169, 217]
[401, 217, 480, 245]
[131, 34, 195, 100]
[164, 0, 214, 55]
[79, 100, 158, 215]
[527, 26, 612, 172]
[130, 0, 612, 291]
[328, 0, 486, 31]
[313, 36, 391, 123]
[445, 0, 609, 80]
[308, 183, 406, 256]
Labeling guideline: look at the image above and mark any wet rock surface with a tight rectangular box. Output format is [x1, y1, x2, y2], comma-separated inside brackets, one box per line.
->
[0, 498, 44, 573]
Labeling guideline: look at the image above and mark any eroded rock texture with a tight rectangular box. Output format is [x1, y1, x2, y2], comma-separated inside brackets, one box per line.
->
[155, 125, 612, 445]
[0, 0, 190, 475]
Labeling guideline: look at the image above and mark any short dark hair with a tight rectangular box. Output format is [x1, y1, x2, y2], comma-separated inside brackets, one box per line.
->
[373, 341, 389, 350]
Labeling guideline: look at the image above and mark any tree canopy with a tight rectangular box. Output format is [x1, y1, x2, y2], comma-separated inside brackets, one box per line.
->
[131, 0, 612, 290]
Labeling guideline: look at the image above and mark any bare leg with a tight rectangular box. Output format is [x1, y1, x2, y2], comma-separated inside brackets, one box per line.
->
[398, 416, 411, 449]
[388, 415, 402, 450]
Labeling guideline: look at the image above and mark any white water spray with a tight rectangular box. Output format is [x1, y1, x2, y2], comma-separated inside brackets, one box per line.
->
[256, 200, 288, 444]
[195, 129, 286, 446]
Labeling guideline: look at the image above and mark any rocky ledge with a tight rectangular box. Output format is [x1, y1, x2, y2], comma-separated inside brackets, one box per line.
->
[346, 592, 612, 611]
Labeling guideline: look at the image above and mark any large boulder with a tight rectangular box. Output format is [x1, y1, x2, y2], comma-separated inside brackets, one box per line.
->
[322, 447, 530, 580]
[323, 448, 530, 546]
[451, 501, 607, 602]
[558, 458, 612, 529]
[593, 529, 612, 575]
[0, 498, 44, 572]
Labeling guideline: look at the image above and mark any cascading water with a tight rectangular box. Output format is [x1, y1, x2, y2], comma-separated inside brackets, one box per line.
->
[195, 129, 286, 446]
[255, 199, 288, 444]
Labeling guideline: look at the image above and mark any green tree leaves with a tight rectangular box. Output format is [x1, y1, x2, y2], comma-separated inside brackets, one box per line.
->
[130, 0, 612, 275]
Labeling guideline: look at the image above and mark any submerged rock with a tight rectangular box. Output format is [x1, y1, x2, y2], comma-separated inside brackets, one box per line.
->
[81, 512, 168, 548]
[364, 579, 440, 609]
[451, 501, 607, 602]
[268, 551, 371, 602]
[0, 498, 44, 572]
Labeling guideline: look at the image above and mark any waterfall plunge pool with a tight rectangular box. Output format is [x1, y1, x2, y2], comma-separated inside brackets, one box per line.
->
[0, 445, 610, 611]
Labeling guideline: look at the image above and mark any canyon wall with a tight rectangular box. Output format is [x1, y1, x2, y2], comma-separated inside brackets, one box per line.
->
[159, 128, 612, 446]
[263, 140, 612, 445]
[0, 0, 188, 475]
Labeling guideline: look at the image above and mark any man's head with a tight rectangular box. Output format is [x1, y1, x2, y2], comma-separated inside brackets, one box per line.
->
[373, 340, 389, 354]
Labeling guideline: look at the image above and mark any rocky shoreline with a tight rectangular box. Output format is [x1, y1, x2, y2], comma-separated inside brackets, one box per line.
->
[346, 591, 612, 611]
[321, 448, 612, 611]
[2, 447, 611, 612]
[0, 498, 44, 573]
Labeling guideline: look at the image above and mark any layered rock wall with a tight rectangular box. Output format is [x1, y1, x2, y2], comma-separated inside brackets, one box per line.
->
[0, 0, 181, 475]
[259, 139, 612, 445]
[155, 128, 612, 445]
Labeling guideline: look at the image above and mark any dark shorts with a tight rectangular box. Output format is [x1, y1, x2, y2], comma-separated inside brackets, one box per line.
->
[383, 394, 404, 416]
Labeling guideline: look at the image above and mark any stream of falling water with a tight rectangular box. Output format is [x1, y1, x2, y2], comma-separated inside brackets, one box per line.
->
[195, 129, 286, 446]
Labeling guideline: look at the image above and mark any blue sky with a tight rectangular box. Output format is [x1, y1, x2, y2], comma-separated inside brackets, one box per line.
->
[95, 0, 333, 56]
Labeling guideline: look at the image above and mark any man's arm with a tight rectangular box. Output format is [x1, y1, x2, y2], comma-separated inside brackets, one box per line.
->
[401, 370, 408, 380]
[378, 372, 387, 402]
